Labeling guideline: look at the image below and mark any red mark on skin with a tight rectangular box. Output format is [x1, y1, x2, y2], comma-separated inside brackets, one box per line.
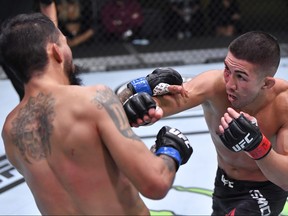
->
[71, 149, 75, 156]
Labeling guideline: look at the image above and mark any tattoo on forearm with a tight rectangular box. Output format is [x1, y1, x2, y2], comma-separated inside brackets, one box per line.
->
[92, 87, 140, 141]
[160, 155, 177, 172]
[11, 93, 55, 163]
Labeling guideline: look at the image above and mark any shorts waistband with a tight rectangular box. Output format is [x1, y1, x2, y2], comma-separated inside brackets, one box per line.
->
[216, 167, 271, 191]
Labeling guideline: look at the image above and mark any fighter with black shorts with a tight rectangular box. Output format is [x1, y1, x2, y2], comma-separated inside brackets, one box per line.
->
[213, 167, 288, 216]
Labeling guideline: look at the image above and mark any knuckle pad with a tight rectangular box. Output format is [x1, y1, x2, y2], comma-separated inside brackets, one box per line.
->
[147, 68, 183, 90]
[143, 94, 156, 109]
[228, 120, 245, 136]
[223, 128, 236, 143]
[124, 93, 153, 123]
[237, 114, 259, 134]
[123, 103, 138, 123]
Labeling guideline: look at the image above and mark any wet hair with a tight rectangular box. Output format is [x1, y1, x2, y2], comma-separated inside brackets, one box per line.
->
[228, 31, 280, 76]
[0, 13, 60, 83]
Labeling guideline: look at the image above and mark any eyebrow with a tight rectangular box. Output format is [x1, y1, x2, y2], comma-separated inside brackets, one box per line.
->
[224, 62, 249, 77]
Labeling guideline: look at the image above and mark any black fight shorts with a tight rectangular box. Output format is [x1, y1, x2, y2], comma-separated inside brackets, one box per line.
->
[212, 167, 288, 216]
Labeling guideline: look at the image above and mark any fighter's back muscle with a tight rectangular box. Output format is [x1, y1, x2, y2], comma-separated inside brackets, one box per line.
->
[2, 85, 142, 214]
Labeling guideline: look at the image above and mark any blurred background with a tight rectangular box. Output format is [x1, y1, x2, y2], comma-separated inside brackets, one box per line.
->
[1, 0, 288, 75]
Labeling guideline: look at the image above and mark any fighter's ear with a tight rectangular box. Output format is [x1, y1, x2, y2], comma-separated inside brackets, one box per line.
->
[52, 43, 63, 63]
[262, 77, 275, 89]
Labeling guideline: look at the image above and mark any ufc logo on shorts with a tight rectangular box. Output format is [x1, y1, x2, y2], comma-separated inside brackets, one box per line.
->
[169, 128, 190, 148]
[221, 174, 234, 188]
[232, 133, 253, 152]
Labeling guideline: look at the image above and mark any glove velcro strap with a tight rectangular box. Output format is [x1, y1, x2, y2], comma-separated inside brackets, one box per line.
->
[129, 77, 152, 95]
[246, 136, 272, 160]
[155, 146, 182, 170]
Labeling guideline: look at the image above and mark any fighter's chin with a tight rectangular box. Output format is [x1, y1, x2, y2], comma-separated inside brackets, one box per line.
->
[227, 95, 241, 108]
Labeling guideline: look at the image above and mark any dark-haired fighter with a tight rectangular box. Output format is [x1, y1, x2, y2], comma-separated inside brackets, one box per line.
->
[0, 13, 193, 215]
[119, 31, 288, 215]
[0, 0, 57, 101]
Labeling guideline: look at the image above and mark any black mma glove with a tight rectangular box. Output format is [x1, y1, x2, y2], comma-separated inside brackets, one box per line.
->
[127, 68, 183, 96]
[219, 114, 271, 160]
[123, 92, 156, 125]
[154, 126, 193, 171]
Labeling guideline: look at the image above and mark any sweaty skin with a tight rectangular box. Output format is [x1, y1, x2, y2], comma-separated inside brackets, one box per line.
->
[1, 30, 177, 215]
[157, 52, 288, 188]
[120, 51, 288, 190]
[3, 86, 147, 214]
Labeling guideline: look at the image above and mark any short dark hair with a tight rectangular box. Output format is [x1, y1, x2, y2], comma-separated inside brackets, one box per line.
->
[228, 31, 280, 76]
[0, 13, 60, 83]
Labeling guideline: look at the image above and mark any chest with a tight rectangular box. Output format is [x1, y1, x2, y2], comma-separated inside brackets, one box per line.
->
[202, 99, 283, 143]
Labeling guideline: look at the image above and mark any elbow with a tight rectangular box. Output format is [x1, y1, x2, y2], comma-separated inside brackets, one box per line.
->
[139, 179, 172, 200]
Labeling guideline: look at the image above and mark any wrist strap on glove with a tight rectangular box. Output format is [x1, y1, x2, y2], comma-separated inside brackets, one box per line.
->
[128, 77, 152, 95]
[246, 135, 272, 160]
[155, 146, 181, 170]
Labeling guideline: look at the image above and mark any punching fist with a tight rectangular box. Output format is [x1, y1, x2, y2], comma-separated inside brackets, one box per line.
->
[154, 126, 193, 171]
[219, 108, 271, 160]
[127, 68, 183, 96]
[123, 92, 157, 126]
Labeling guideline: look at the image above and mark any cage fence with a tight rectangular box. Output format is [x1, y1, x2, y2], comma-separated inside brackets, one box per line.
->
[1, 0, 288, 78]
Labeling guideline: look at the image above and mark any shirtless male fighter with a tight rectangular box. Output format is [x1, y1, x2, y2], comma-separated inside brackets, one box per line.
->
[119, 31, 288, 215]
[0, 13, 192, 215]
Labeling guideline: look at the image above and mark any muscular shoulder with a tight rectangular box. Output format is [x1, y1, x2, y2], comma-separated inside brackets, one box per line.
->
[185, 69, 225, 98]
[70, 84, 124, 128]
[1, 105, 29, 167]
[1, 85, 120, 165]
[267, 79, 288, 154]
[187, 69, 224, 88]
[2, 104, 23, 141]
[273, 78, 288, 110]
[262, 78, 288, 133]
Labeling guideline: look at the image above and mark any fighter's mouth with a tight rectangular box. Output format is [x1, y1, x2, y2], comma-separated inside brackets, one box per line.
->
[227, 94, 237, 102]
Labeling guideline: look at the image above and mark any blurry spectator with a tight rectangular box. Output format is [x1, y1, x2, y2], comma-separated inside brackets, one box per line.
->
[100, 0, 143, 41]
[208, 0, 241, 36]
[56, 0, 95, 47]
[168, 0, 205, 39]
[0, 0, 57, 101]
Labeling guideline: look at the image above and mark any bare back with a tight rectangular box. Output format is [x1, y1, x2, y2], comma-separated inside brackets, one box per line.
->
[2, 84, 149, 215]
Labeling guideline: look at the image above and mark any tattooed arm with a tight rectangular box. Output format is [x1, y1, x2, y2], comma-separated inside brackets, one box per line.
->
[91, 85, 177, 199]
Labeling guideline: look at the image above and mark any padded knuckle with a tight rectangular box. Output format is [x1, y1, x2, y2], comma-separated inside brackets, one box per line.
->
[223, 128, 236, 143]
[147, 68, 183, 90]
[123, 103, 137, 122]
[142, 94, 156, 108]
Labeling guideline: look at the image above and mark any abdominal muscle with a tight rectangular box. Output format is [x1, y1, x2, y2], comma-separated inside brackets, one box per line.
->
[204, 108, 268, 182]
[216, 145, 268, 182]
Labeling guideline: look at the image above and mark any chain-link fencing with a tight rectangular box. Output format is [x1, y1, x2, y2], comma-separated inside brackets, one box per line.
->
[1, 0, 288, 77]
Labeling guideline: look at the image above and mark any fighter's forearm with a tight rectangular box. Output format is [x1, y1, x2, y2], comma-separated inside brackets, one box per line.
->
[117, 88, 134, 104]
[256, 150, 288, 191]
